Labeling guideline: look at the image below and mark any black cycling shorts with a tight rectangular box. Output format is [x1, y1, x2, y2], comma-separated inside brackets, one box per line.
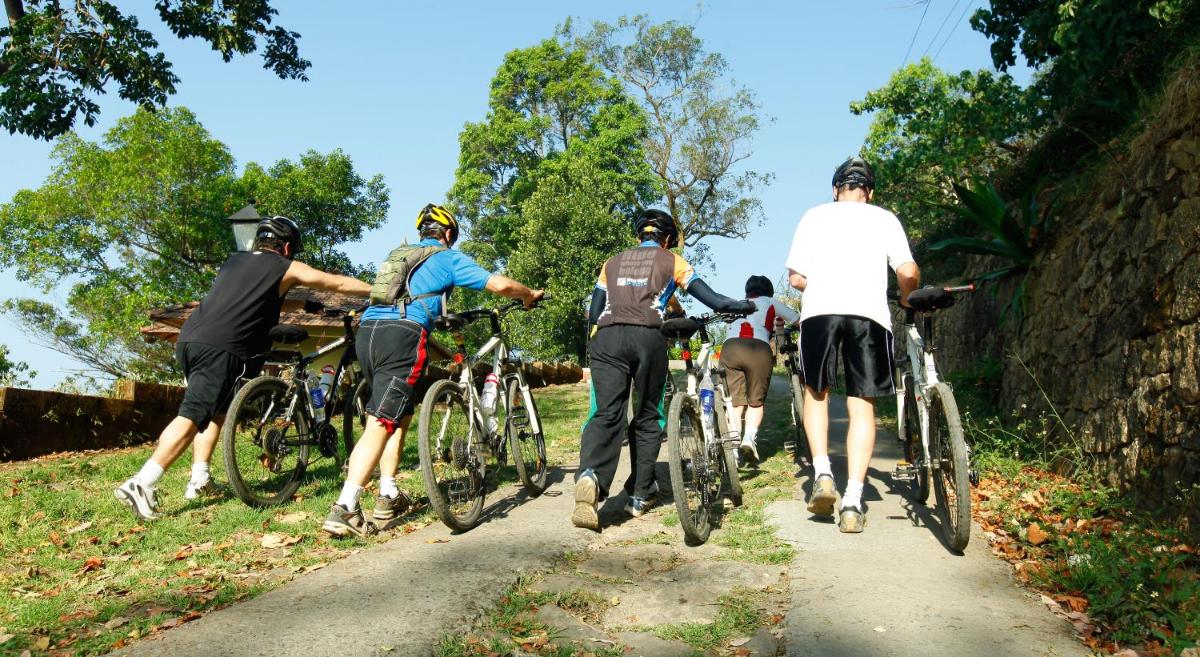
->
[356, 319, 429, 422]
[798, 315, 894, 398]
[176, 342, 260, 432]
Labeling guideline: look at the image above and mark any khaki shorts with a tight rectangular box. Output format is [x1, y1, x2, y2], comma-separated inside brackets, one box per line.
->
[721, 337, 774, 406]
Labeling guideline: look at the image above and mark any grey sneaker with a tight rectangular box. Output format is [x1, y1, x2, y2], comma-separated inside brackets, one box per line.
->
[372, 491, 412, 521]
[571, 470, 600, 531]
[184, 479, 224, 500]
[322, 504, 378, 538]
[115, 477, 160, 520]
[806, 474, 837, 517]
[839, 503, 866, 533]
[739, 438, 759, 463]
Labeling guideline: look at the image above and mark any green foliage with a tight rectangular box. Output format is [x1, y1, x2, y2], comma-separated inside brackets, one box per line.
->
[0, 106, 387, 380]
[449, 38, 658, 361]
[0, 0, 309, 139]
[851, 59, 1036, 247]
[570, 15, 773, 264]
[0, 343, 35, 387]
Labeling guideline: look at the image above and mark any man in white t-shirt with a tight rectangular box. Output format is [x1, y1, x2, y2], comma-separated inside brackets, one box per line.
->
[784, 157, 920, 532]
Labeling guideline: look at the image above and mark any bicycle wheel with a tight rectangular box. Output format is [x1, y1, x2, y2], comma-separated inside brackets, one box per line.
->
[506, 378, 547, 495]
[789, 371, 810, 465]
[713, 397, 742, 507]
[340, 378, 370, 468]
[666, 394, 715, 545]
[928, 382, 971, 551]
[904, 377, 930, 504]
[418, 378, 485, 532]
[221, 376, 310, 507]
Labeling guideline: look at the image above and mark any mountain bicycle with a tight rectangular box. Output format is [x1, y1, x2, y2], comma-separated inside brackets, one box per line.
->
[220, 307, 365, 507]
[662, 310, 752, 545]
[772, 318, 810, 468]
[417, 297, 549, 532]
[890, 285, 976, 551]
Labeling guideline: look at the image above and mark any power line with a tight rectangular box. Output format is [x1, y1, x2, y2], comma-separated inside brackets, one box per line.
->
[932, 0, 976, 62]
[921, 0, 962, 59]
[901, 0, 933, 66]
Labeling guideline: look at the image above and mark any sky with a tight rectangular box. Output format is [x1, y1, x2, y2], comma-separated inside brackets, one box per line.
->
[0, 0, 1031, 387]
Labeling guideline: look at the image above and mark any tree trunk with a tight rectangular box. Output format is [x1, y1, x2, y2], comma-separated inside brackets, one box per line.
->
[4, 0, 24, 26]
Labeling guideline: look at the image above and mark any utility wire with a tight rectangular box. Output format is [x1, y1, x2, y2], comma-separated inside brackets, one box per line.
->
[932, 0, 976, 62]
[901, 0, 933, 65]
[921, 0, 962, 59]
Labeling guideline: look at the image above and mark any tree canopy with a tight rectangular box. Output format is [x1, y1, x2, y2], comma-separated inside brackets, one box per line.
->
[569, 15, 772, 265]
[1, 0, 309, 139]
[0, 343, 34, 387]
[0, 106, 387, 380]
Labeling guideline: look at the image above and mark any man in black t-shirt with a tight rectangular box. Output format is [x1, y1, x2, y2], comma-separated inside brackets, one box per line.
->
[115, 216, 372, 520]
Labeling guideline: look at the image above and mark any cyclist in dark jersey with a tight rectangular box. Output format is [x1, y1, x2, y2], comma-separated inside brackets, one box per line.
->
[115, 217, 372, 520]
[572, 209, 755, 531]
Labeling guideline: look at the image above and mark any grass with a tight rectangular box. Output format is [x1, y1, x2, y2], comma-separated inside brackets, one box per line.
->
[640, 587, 769, 653]
[0, 382, 591, 657]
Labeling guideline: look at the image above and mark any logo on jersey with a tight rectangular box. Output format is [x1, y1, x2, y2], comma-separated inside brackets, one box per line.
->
[617, 277, 649, 287]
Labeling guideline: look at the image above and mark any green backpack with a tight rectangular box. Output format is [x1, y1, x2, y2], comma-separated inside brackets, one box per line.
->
[368, 243, 448, 311]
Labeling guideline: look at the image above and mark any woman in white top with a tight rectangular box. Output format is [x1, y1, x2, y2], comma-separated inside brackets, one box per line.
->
[722, 275, 800, 461]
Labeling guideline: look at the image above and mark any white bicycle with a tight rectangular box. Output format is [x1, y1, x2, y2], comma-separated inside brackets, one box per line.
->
[891, 284, 976, 552]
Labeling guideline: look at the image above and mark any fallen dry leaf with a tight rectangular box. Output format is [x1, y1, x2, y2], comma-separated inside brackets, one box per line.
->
[79, 556, 104, 574]
[610, 596, 620, 606]
[278, 512, 310, 524]
[33, 636, 50, 650]
[66, 521, 93, 535]
[729, 637, 750, 646]
[174, 545, 193, 560]
[734, 648, 751, 657]
[1026, 523, 1050, 546]
[260, 533, 302, 549]
[103, 616, 129, 630]
[0, 633, 12, 645]
[48, 531, 65, 548]
[426, 538, 450, 544]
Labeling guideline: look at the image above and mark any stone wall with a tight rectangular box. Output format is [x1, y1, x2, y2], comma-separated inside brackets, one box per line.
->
[935, 59, 1200, 510]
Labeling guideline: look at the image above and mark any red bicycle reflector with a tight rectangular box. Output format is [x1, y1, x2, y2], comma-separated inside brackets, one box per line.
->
[453, 354, 464, 364]
[682, 350, 691, 360]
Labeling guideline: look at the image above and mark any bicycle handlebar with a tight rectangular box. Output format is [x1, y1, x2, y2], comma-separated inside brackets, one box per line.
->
[887, 283, 976, 302]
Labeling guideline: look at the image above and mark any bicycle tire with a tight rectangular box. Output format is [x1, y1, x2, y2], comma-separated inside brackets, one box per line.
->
[506, 378, 548, 495]
[789, 371, 810, 466]
[904, 378, 930, 504]
[340, 378, 370, 468]
[666, 394, 714, 545]
[418, 378, 485, 532]
[928, 382, 971, 551]
[713, 397, 742, 507]
[221, 376, 310, 507]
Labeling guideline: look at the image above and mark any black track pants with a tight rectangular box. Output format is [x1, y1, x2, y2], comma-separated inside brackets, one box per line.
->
[579, 325, 668, 500]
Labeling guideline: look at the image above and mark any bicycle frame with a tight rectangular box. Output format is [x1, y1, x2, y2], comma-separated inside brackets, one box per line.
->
[676, 322, 739, 451]
[895, 310, 940, 478]
[266, 311, 360, 451]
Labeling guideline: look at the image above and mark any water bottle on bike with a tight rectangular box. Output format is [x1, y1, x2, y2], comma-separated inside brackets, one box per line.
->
[481, 372, 500, 433]
[309, 374, 326, 422]
[699, 372, 715, 439]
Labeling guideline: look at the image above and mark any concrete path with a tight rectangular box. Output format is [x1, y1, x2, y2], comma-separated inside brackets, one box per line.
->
[112, 466, 601, 657]
[768, 395, 1089, 657]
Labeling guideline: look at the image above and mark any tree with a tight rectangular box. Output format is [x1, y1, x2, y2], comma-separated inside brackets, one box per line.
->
[0, 343, 34, 387]
[851, 59, 1035, 247]
[0, 106, 388, 380]
[1, 0, 309, 139]
[570, 15, 772, 265]
[448, 38, 658, 360]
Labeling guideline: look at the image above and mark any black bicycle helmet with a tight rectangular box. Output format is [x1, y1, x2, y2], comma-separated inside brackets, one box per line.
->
[745, 275, 774, 298]
[832, 156, 876, 190]
[633, 208, 682, 249]
[256, 215, 303, 255]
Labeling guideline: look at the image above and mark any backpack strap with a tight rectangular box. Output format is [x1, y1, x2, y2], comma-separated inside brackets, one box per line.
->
[395, 246, 448, 316]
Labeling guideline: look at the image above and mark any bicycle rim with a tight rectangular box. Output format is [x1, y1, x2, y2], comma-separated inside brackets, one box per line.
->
[929, 382, 971, 551]
[714, 399, 742, 506]
[221, 376, 309, 507]
[506, 378, 547, 495]
[905, 379, 930, 503]
[340, 378, 370, 469]
[666, 394, 713, 545]
[418, 379, 485, 532]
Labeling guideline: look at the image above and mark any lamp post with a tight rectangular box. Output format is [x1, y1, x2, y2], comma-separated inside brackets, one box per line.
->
[228, 203, 262, 252]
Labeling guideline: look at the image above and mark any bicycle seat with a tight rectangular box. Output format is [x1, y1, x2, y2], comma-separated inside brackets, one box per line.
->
[268, 325, 309, 344]
[907, 287, 956, 312]
[434, 313, 466, 332]
[661, 317, 699, 339]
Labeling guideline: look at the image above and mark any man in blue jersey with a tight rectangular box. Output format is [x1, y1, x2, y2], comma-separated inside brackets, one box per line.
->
[323, 204, 543, 537]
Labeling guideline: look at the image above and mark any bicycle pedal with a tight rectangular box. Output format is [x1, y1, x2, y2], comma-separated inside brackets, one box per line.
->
[892, 463, 916, 481]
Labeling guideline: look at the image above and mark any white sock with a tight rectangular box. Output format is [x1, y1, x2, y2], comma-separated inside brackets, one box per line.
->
[136, 460, 164, 489]
[843, 479, 864, 510]
[813, 455, 833, 479]
[336, 483, 363, 511]
[742, 426, 758, 444]
[380, 476, 399, 499]
[189, 461, 210, 485]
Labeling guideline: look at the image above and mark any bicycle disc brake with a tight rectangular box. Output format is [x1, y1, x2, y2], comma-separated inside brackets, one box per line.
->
[315, 423, 338, 459]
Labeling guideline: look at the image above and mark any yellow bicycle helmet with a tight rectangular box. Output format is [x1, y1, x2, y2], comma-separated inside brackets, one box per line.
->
[416, 203, 460, 245]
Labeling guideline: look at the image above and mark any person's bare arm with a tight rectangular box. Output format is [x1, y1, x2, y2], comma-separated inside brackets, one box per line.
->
[896, 261, 921, 307]
[280, 261, 372, 297]
[485, 274, 544, 309]
[788, 268, 807, 291]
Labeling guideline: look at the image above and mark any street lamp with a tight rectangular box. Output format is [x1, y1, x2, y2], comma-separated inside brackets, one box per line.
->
[228, 203, 262, 252]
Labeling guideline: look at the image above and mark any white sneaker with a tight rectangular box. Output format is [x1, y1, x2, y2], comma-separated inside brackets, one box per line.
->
[184, 479, 223, 500]
[739, 438, 759, 462]
[115, 477, 160, 520]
